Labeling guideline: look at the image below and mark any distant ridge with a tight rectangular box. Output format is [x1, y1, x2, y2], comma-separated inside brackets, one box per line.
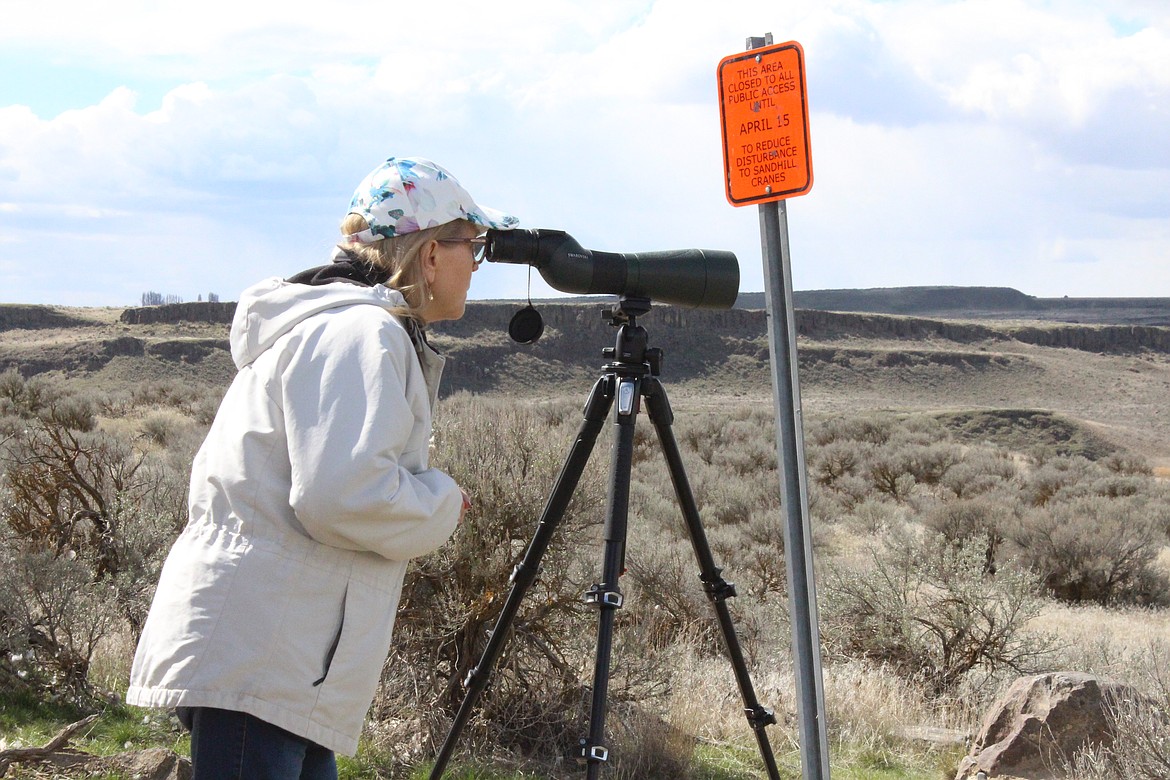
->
[3, 296, 1170, 405]
[790, 286, 1038, 313]
[474, 286, 1170, 326]
[733, 286, 1170, 326]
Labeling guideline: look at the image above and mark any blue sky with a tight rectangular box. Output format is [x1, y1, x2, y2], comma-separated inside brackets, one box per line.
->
[1, 0, 1167, 306]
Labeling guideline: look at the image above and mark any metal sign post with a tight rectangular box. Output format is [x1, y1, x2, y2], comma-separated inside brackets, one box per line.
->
[718, 34, 831, 780]
[759, 196, 831, 780]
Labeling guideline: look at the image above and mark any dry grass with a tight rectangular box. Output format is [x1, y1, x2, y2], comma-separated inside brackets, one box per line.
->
[1032, 602, 1170, 683]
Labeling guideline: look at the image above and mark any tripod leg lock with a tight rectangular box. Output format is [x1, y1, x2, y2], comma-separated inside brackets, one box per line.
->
[700, 570, 738, 602]
[462, 666, 486, 691]
[509, 561, 538, 586]
[582, 585, 624, 609]
[576, 740, 610, 764]
[745, 705, 778, 730]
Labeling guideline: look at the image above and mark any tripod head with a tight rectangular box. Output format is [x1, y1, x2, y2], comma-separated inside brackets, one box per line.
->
[603, 296, 652, 326]
[602, 297, 661, 377]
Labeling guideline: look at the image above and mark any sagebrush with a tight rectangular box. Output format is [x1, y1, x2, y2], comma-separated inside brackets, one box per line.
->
[2, 371, 1168, 778]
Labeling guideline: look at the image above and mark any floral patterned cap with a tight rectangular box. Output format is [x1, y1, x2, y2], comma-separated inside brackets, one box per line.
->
[344, 157, 519, 244]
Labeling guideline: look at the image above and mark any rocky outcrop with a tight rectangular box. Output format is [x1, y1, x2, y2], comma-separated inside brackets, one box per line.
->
[0, 304, 92, 331]
[789, 286, 1041, 314]
[796, 309, 1003, 344]
[1006, 323, 1170, 353]
[0, 337, 230, 378]
[954, 672, 1134, 780]
[146, 339, 231, 363]
[119, 301, 236, 325]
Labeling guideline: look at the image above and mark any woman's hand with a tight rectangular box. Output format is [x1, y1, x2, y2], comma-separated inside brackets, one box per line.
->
[459, 489, 472, 523]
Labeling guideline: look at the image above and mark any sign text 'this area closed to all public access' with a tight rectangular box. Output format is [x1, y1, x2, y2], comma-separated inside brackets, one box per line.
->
[717, 41, 813, 206]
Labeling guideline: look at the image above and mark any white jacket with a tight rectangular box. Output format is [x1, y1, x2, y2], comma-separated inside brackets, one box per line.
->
[126, 276, 462, 755]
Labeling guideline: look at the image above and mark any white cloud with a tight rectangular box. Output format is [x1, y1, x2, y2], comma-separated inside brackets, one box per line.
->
[862, 0, 1170, 168]
[0, 0, 1167, 305]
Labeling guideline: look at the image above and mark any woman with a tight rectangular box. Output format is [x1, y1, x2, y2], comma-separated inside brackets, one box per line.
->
[127, 157, 518, 779]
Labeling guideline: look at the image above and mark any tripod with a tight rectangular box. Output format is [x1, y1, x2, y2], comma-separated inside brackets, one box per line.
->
[429, 297, 782, 779]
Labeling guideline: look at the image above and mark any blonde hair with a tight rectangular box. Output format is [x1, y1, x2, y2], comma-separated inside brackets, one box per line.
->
[338, 215, 475, 323]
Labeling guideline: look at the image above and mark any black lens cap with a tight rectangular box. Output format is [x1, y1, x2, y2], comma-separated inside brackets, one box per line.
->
[508, 304, 544, 344]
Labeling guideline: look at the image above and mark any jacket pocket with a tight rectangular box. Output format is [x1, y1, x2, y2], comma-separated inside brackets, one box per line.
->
[312, 584, 348, 687]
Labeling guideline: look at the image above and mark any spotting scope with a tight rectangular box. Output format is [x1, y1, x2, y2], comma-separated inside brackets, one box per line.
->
[485, 229, 740, 309]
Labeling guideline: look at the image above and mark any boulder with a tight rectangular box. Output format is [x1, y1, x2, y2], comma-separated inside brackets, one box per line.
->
[954, 671, 1132, 780]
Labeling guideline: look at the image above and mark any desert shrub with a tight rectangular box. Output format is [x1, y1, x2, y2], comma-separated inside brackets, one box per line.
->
[92, 387, 136, 418]
[923, 495, 1012, 574]
[376, 393, 609, 765]
[0, 369, 58, 420]
[737, 512, 789, 600]
[39, 394, 98, 433]
[676, 415, 725, 465]
[889, 414, 950, 448]
[1101, 452, 1153, 476]
[1006, 495, 1170, 606]
[844, 498, 905, 535]
[623, 536, 724, 654]
[813, 415, 1023, 510]
[810, 414, 894, 447]
[0, 368, 23, 405]
[866, 451, 918, 501]
[129, 379, 197, 410]
[625, 403, 785, 616]
[634, 407, 780, 536]
[601, 699, 694, 779]
[709, 418, 776, 476]
[128, 378, 224, 425]
[674, 407, 776, 473]
[1087, 472, 1146, 498]
[1098, 694, 1170, 780]
[1022, 454, 1096, 506]
[810, 439, 863, 486]
[940, 449, 1018, 498]
[900, 441, 962, 486]
[0, 545, 121, 699]
[5, 413, 139, 572]
[701, 475, 765, 527]
[0, 392, 189, 700]
[861, 439, 963, 500]
[138, 408, 193, 448]
[623, 508, 779, 659]
[830, 473, 876, 512]
[821, 527, 1054, 696]
[1067, 639, 1170, 780]
[526, 397, 584, 429]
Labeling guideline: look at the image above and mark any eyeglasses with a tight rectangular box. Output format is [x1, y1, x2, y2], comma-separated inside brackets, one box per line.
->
[437, 236, 488, 268]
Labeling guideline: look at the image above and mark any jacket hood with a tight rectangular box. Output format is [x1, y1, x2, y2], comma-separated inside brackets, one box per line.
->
[230, 278, 407, 368]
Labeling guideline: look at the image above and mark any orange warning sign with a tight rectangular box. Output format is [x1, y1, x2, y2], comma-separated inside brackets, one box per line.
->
[717, 41, 813, 205]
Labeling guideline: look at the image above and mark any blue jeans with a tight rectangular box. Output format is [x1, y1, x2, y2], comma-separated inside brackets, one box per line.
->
[184, 707, 338, 780]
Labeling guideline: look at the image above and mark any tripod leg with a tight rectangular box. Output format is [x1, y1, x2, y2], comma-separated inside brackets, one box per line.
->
[578, 375, 641, 780]
[642, 377, 784, 780]
[429, 376, 614, 780]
